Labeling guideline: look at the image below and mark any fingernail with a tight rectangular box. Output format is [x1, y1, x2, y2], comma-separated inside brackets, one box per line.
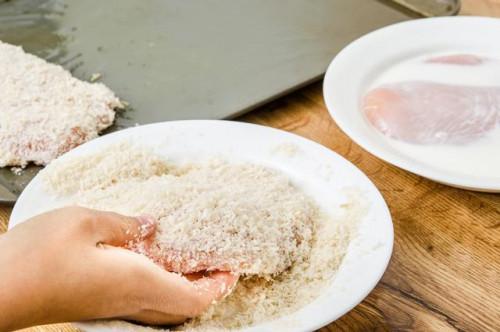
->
[136, 215, 157, 237]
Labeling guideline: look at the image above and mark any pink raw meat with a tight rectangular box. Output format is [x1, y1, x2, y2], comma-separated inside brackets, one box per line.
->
[362, 81, 500, 144]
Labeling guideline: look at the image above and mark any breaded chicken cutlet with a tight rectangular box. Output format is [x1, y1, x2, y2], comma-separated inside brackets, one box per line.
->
[0, 40, 122, 167]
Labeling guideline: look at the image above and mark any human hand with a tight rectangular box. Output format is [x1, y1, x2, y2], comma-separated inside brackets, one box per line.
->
[0, 207, 238, 331]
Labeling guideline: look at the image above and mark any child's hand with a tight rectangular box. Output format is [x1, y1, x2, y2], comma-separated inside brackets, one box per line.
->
[0, 207, 238, 331]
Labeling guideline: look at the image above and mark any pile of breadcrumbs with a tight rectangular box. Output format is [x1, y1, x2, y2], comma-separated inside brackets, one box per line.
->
[42, 143, 364, 331]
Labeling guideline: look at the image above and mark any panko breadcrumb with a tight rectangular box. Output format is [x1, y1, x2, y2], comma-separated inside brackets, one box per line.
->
[0, 40, 122, 167]
[42, 143, 364, 330]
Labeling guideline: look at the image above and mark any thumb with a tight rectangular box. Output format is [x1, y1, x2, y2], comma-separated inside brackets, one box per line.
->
[89, 210, 157, 247]
[190, 271, 239, 306]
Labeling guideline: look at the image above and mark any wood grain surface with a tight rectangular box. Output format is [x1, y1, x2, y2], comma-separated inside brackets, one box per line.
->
[2, 1, 500, 331]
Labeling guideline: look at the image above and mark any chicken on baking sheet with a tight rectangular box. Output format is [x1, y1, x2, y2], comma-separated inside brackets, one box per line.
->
[0, 40, 122, 168]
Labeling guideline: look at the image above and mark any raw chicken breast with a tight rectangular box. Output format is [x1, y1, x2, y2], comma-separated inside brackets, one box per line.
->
[363, 81, 500, 144]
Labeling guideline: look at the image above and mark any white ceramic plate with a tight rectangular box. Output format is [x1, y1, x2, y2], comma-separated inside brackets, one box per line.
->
[323, 16, 500, 192]
[9, 120, 392, 332]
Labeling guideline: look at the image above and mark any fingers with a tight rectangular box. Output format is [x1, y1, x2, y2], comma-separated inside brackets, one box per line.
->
[81, 208, 157, 247]
[67, 206, 238, 323]
[121, 310, 187, 326]
[100, 212, 157, 247]
[134, 266, 239, 319]
[190, 271, 239, 304]
[120, 273, 237, 327]
[169, 272, 239, 318]
[154, 248, 234, 274]
[93, 245, 239, 325]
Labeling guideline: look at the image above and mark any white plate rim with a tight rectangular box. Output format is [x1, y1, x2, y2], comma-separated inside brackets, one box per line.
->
[323, 16, 500, 192]
[9, 120, 393, 332]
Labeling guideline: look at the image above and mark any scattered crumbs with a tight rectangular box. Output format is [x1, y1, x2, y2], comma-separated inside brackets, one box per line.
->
[11, 167, 23, 175]
[372, 241, 386, 251]
[341, 187, 369, 209]
[271, 142, 300, 157]
[89, 72, 102, 82]
[317, 163, 335, 182]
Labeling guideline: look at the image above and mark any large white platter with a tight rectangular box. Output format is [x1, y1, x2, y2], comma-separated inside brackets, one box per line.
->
[324, 16, 500, 192]
[9, 120, 393, 332]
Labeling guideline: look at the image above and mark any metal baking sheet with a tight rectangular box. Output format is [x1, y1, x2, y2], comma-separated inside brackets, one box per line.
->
[0, 0, 459, 204]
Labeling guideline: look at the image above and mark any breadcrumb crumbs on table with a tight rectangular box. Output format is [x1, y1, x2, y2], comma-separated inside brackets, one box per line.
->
[0, 40, 122, 167]
[10, 167, 23, 176]
[89, 72, 102, 82]
[42, 143, 366, 331]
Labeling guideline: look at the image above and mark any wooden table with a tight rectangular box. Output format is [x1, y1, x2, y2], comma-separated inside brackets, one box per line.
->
[2, 1, 499, 331]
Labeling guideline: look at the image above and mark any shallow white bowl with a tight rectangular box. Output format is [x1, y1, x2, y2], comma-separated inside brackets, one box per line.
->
[323, 16, 500, 192]
[9, 120, 393, 332]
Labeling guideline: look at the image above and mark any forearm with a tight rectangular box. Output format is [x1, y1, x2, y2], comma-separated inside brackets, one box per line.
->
[0, 232, 48, 331]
